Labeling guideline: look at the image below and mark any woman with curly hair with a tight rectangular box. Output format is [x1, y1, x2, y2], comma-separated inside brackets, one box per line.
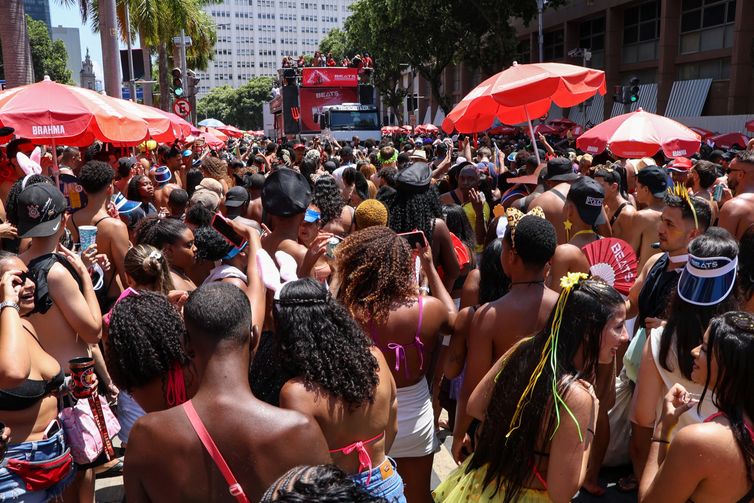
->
[639, 311, 754, 502]
[335, 226, 455, 503]
[200, 156, 231, 194]
[382, 163, 460, 290]
[434, 276, 627, 503]
[106, 291, 195, 413]
[274, 278, 404, 501]
[313, 175, 353, 236]
[134, 216, 197, 291]
[261, 464, 387, 502]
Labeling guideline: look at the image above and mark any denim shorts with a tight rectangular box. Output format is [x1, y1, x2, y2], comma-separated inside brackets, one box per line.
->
[0, 430, 76, 502]
[351, 457, 406, 503]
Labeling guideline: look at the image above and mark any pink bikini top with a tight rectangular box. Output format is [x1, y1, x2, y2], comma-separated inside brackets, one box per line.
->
[328, 431, 385, 486]
[704, 411, 754, 437]
[369, 296, 425, 378]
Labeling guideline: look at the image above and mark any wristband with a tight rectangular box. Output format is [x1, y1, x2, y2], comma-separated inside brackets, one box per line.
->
[0, 301, 19, 312]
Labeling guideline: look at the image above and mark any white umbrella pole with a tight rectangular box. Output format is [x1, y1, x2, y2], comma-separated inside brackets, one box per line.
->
[524, 105, 541, 166]
[51, 138, 60, 187]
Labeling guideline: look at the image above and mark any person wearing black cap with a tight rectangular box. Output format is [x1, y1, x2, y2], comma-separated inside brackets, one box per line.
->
[548, 177, 607, 292]
[261, 167, 327, 276]
[527, 157, 580, 244]
[17, 183, 102, 365]
[719, 150, 754, 240]
[626, 165, 668, 270]
[224, 186, 250, 219]
[384, 161, 460, 290]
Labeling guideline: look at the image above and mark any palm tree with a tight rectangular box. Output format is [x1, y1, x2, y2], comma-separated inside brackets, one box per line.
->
[0, 0, 34, 88]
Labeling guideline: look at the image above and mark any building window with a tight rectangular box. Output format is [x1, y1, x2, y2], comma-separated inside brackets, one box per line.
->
[678, 57, 731, 80]
[622, 0, 660, 63]
[680, 0, 735, 54]
[579, 17, 605, 68]
[542, 30, 564, 61]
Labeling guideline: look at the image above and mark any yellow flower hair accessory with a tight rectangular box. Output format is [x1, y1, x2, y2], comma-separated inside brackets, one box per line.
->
[505, 271, 589, 443]
[668, 183, 698, 230]
[506, 206, 546, 248]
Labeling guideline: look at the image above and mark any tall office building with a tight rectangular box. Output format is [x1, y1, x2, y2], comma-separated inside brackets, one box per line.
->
[195, 0, 355, 97]
[23, 0, 51, 31]
[52, 26, 83, 86]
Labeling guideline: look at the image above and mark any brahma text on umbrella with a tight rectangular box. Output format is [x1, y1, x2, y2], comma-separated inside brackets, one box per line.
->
[31, 125, 65, 136]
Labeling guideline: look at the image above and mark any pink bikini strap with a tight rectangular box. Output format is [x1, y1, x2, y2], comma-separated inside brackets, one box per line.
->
[182, 401, 251, 503]
[414, 296, 425, 371]
[328, 431, 385, 486]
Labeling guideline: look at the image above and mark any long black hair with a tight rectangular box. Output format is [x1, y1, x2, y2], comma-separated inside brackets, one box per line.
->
[383, 185, 443, 246]
[468, 278, 623, 501]
[738, 225, 754, 303]
[134, 216, 189, 249]
[443, 204, 476, 257]
[701, 311, 754, 484]
[478, 238, 509, 304]
[273, 278, 379, 408]
[660, 228, 739, 379]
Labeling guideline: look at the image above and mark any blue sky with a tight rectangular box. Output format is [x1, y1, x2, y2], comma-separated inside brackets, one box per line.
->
[50, 2, 107, 81]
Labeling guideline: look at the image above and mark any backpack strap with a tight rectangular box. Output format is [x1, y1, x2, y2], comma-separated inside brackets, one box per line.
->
[182, 401, 250, 503]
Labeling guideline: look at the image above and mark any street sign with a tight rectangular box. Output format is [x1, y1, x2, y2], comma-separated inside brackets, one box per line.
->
[172, 36, 193, 47]
[173, 98, 191, 118]
[122, 87, 144, 101]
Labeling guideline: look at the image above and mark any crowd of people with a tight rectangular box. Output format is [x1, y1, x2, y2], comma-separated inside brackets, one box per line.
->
[0, 121, 753, 503]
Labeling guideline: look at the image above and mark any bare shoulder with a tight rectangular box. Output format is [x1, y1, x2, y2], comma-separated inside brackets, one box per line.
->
[553, 243, 584, 261]
[99, 216, 128, 235]
[565, 379, 598, 413]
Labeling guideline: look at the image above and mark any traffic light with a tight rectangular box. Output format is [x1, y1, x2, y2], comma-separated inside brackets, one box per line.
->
[628, 76, 640, 103]
[186, 69, 200, 97]
[612, 85, 625, 104]
[172, 67, 184, 97]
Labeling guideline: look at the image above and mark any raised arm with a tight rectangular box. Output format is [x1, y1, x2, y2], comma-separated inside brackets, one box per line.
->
[0, 270, 32, 386]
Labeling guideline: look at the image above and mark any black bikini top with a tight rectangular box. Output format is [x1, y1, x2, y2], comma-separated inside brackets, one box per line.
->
[0, 369, 65, 411]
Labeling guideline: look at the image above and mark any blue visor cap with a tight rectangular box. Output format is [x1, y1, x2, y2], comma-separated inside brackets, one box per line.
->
[112, 192, 140, 214]
[677, 254, 738, 306]
[304, 208, 321, 223]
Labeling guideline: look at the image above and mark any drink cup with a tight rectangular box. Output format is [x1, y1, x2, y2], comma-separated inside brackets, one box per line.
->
[69, 357, 97, 398]
[78, 225, 97, 252]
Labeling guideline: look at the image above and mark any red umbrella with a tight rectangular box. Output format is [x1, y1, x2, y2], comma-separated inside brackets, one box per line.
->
[154, 109, 198, 140]
[711, 132, 750, 150]
[215, 124, 245, 138]
[549, 118, 577, 128]
[200, 126, 228, 142]
[112, 99, 174, 144]
[443, 62, 605, 164]
[534, 124, 561, 135]
[746, 120, 754, 133]
[688, 126, 714, 140]
[200, 131, 225, 149]
[488, 125, 519, 135]
[576, 108, 701, 158]
[0, 77, 150, 146]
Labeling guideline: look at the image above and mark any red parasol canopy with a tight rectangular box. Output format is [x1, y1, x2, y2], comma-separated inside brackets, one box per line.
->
[215, 124, 245, 138]
[154, 109, 199, 140]
[534, 124, 561, 135]
[200, 126, 228, 142]
[746, 120, 754, 133]
[710, 132, 750, 150]
[688, 126, 714, 140]
[442, 62, 605, 134]
[576, 108, 701, 158]
[549, 117, 577, 128]
[0, 77, 150, 146]
[200, 131, 225, 149]
[416, 124, 438, 134]
[488, 125, 519, 136]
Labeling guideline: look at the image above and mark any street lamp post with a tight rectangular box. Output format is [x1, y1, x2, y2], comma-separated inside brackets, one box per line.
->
[537, 0, 545, 63]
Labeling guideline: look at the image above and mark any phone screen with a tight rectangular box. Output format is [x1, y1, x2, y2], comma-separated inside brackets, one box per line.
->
[398, 231, 427, 249]
[211, 213, 246, 248]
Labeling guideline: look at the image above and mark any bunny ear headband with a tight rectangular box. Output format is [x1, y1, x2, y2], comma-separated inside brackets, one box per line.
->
[255, 248, 299, 300]
[18, 148, 43, 190]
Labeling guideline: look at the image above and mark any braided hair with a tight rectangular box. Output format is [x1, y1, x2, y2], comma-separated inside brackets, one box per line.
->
[106, 291, 189, 392]
[335, 226, 416, 325]
[274, 278, 379, 408]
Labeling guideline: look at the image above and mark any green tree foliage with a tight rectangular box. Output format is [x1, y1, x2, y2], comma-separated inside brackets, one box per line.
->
[197, 77, 273, 130]
[318, 28, 348, 61]
[0, 16, 74, 84]
[341, 0, 565, 114]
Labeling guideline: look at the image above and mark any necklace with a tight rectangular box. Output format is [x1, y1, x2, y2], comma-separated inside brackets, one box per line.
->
[572, 229, 598, 238]
[510, 280, 545, 286]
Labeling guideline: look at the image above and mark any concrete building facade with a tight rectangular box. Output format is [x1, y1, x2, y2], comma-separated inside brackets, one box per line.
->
[195, 0, 355, 97]
[51, 25, 82, 86]
[406, 0, 754, 128]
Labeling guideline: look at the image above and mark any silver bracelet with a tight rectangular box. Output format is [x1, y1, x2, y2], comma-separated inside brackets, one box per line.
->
[0, 301, 20, 312]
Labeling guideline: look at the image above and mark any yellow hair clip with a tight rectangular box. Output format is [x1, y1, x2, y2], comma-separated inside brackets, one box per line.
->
[668, 183, 699, 230]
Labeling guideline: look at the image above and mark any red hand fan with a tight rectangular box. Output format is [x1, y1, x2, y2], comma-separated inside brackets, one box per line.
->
[581, 238, 638, 295]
